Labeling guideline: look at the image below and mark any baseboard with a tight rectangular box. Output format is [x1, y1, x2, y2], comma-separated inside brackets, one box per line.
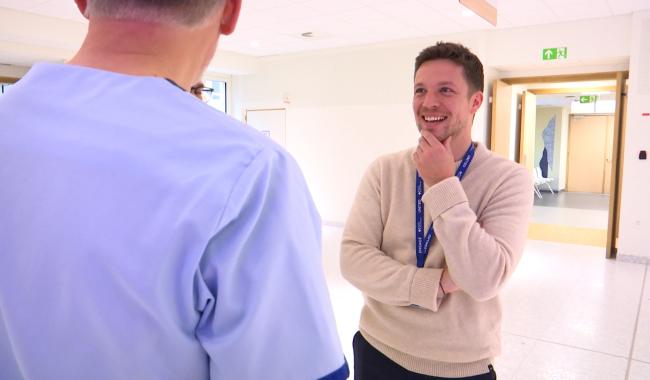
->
[528, 223, 607, 247]
[617, 255, 650, 265]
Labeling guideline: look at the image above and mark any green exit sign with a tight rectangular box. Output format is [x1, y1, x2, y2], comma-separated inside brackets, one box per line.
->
[542, 47, 568, 61]
[580, 95, 597, 103]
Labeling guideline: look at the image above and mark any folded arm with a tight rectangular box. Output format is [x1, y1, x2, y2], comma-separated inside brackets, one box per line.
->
[423, 167, 533, 301]
[340, 161, 445, 312]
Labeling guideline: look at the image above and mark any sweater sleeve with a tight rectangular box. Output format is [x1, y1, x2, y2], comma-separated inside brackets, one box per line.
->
[340, 159, 445, 312]
[422, 165, 533, 301]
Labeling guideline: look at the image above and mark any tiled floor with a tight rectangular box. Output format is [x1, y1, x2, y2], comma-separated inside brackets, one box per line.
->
[531, 192, 610, 229]
[534, 191, 610, 211]
[323, 226, 650, 380]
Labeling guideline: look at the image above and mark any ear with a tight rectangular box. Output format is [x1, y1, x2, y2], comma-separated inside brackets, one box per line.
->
[219, 0, 242, 35]
[469, 91, 484, 114]
[74, 0, 89, 19]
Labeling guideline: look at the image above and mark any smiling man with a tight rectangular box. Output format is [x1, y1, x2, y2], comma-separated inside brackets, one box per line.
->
[340, 42, 533, 380]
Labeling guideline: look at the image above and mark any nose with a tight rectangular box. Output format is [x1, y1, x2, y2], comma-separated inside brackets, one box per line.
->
[421, 91, 440, 109]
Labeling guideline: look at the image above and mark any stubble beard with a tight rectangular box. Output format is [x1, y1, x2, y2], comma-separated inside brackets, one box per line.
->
[418, 117, 465, 142]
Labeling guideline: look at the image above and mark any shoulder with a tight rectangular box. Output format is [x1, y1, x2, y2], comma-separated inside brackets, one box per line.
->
[143, 79, 293, 177]
[369, 147, 415, 175]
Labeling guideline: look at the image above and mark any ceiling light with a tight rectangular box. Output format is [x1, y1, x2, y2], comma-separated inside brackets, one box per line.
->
[249, 41, 260, 48]
[462, 9, 475, 17]
[459, 0, 497, 26]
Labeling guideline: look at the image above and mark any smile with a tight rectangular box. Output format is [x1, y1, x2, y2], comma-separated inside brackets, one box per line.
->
[423, 115, 447, 122]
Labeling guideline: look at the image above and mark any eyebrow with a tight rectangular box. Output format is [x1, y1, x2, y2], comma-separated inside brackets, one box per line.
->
[414, 81, 457, 87]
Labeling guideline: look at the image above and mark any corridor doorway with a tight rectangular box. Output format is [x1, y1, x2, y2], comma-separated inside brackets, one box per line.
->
[489, 72, 628, 258]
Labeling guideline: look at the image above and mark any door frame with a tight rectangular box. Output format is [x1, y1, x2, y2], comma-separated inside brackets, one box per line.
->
[0, 76, 20, 84]
[606, 73, 627, 259]
[491, 71, 628, 259]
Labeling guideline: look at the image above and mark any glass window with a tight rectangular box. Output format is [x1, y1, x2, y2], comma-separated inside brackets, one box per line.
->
[204, 79, 227, 113]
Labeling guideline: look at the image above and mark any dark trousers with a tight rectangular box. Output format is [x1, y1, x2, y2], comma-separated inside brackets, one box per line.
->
[352, 331, 496, 380]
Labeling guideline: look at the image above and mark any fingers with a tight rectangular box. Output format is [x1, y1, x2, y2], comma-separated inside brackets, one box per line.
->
[442, 135, 453, 153]
[412, 150, 421, 166]
[419, 130, 437, 146]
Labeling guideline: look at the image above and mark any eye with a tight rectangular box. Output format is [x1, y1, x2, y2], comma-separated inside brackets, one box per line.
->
[440, 87, 455, 94]
[414, 87, 425, 95]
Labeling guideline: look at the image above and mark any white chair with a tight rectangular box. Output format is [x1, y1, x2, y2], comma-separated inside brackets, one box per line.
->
[533, 167, 554, 198]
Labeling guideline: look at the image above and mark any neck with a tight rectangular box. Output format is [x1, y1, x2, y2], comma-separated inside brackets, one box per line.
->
[451, 130, 473, 161]
[67, 17, 218, 90]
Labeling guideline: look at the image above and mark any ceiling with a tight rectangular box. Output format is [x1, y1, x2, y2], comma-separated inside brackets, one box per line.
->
[1, 0, 649, 57]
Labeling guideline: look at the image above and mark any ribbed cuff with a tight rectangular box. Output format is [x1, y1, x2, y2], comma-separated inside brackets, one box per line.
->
[410, 267, 443, 311]
[422, 177, 468, 219]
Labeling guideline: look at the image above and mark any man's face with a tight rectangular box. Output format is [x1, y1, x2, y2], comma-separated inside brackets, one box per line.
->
[412, 59, 481, 141]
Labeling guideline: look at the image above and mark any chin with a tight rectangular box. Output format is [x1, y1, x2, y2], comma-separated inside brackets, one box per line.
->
[420, 127, 448, 141]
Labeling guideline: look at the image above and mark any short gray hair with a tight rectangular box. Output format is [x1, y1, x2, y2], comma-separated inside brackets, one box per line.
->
[86, 0, 224, 26]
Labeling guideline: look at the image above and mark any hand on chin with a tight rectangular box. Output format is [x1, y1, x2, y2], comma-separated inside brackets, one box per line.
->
[412, 131, 455, 186]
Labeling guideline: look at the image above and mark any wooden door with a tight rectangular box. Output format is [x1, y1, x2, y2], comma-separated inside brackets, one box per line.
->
[490, 80, 514, 159]
[603, 115, 615, 194]
[519, 91, 537, 171]
[567, 115, 608, 193]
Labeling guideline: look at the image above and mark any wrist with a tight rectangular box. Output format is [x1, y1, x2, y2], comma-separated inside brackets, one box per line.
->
[440, 269, 458, 294]
[439, 270, 448, 296]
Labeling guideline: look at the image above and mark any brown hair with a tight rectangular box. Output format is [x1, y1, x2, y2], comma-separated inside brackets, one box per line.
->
[414, 42, 484, 94]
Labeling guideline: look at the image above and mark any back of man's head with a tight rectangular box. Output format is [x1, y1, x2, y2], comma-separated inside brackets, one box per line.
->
[86, 0, 224, 26]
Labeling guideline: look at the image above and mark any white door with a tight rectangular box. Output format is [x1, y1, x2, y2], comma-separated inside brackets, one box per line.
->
[245, 109, 286, 147]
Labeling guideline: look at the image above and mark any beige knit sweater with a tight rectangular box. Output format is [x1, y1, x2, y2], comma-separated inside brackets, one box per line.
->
[340, 142, 533, 377]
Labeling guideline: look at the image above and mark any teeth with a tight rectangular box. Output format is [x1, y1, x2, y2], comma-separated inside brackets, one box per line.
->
[424, 116, 446, 122]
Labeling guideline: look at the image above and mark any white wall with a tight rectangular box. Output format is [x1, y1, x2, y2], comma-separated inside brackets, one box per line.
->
[208, 50, 258, 76]
[488, 15, 631, 75]
[0, 7, 86, 66]
[618, 11, 650, 259]
[0, 7, 256, 76]
[234, 15, 636, 225]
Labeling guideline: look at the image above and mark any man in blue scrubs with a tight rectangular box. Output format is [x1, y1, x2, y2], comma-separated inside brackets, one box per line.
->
[0, 1, 348, 379]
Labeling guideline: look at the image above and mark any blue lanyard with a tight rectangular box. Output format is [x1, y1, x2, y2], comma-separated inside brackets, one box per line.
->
[415, 143, 475, 268]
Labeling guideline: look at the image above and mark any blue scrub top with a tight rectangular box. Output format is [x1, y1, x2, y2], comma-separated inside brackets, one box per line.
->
[0, 63, 348, 380]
